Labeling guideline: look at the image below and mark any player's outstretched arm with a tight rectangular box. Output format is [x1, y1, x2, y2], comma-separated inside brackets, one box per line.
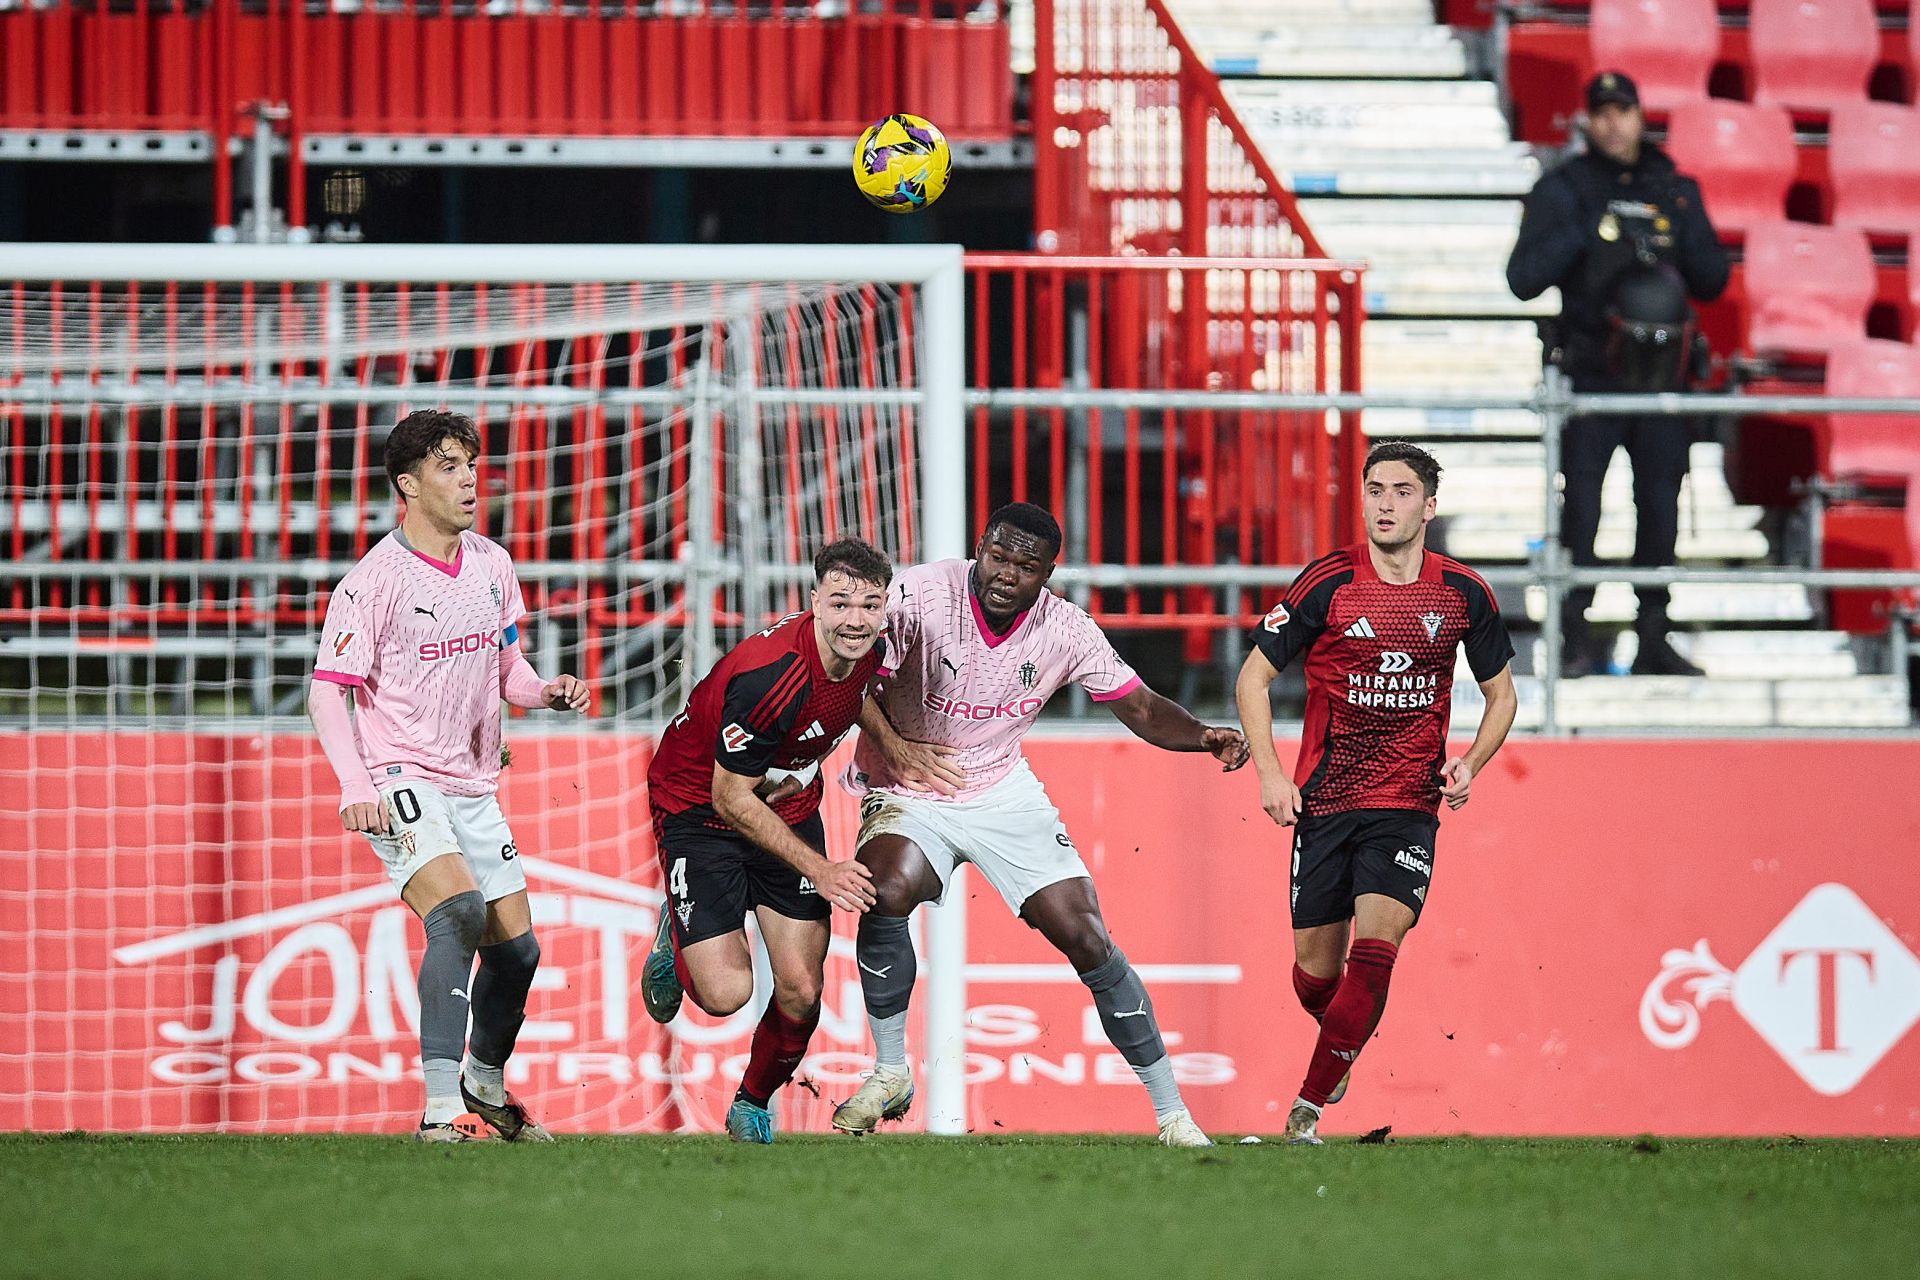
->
[499, 640, 589, 713]
[857, 694, 965, 794]
[307, 678, 386, 833]
[1235, 648, 1303, 827]
[710, 767, 876, 913]
[1440, 663, 1517, 811]
[1104, 684, 1250, 770]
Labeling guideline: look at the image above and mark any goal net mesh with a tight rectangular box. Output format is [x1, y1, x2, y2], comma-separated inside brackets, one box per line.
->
[0, 265, 935, 1134]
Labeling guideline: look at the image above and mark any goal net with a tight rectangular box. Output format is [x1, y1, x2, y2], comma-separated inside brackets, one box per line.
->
[0, 244, 966, 1135]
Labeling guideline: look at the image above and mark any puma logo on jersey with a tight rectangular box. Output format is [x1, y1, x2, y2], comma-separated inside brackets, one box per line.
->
[341, 588, 358, 602]
[940, 656, 961, 678]
[451, 987, 470, 1001]
[1113, 1001, 1149, 1020]
[1344, 616, 1376, 639]
[859, 960, 892, 978]
[797, 720, 826, 743]
[414, 605, 437, 619]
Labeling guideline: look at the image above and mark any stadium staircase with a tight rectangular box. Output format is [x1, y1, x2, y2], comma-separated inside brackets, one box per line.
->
[1160, 0, 1911, 728]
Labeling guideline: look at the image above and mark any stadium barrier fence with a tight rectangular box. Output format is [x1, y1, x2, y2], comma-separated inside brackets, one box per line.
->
[4, 244, 1918, 1136]
[5, 732, 1918, 1136]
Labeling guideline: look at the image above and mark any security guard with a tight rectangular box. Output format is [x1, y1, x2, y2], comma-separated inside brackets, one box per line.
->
[1507, 71, 1730, 676]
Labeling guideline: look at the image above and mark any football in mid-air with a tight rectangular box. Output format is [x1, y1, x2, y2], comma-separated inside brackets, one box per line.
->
[853, 114, 951, 213]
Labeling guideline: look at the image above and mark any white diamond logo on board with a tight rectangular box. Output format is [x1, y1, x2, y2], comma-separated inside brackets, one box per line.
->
[1639, 883, 1920, 1096]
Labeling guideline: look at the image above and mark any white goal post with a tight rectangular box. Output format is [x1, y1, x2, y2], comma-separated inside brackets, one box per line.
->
[0, 243, 969, 1135]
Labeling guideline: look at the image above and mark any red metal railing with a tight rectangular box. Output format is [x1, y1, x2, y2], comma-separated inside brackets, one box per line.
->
[1, 255, 1362, 650]
[1029, 0, 1325, 259]
[967, 254, 1365, 646]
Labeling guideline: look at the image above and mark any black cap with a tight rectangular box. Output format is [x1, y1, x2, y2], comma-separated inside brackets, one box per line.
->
[1585, 71, 1640, 113]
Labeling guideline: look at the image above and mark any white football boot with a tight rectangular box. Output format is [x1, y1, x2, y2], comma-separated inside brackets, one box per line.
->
[1156, 1109, 1214, 1148]
[830, 1064, 915, 1135]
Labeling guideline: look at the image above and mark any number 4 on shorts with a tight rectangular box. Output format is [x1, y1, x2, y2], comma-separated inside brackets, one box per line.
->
[669, 857, 688, 901]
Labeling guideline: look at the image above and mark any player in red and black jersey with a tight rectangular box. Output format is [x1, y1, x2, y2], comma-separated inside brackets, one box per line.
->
[1236, 441, 1518, 1146]
[641, 538, 892, 1143]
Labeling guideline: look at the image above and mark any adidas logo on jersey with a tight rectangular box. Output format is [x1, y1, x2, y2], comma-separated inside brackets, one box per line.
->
[1344, 617, 1376, 639]
[797, 720, 826, 743]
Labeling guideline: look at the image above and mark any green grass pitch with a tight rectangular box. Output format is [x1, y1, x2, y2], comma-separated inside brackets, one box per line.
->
[4, 1134, 1915, 1279]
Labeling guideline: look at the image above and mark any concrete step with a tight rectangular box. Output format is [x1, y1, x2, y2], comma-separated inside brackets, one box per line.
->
[1364, 320, 1544, 394]
[1230, 96, 1513, 149]
[1170, 0, 1439, 25]
[1204, 32, 1468, 80]
[1504, 633, 1864, 681]
[1455, 673, 1909, 729]
[1523, 582, 1817, 625]
[1225, 79, 1505, 109]
[1363, 407, 1545, 437]
[1446, 526, 1771, 563]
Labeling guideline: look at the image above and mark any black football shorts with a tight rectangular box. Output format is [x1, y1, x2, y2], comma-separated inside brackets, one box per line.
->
[652, 809, 831, 946]
[1289, 808, 1439, 929]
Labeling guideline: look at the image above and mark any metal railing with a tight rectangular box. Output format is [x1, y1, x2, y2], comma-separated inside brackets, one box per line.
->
[7, 362, 1918, 731]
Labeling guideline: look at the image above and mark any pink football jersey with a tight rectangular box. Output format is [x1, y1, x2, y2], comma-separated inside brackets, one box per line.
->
[849, 558, 1141, 801]
[313, 529, 527, 798]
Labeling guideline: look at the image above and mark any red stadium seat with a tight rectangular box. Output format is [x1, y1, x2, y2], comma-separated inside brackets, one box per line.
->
[1828, 102, 1920, 234]
[1589, 0, 1720, 112]
[1664, 100, 1795, 233]
[1749, 0, 1878, 115]
[1743, 221, 1874, 354]
[1822, 339, 1920, 478]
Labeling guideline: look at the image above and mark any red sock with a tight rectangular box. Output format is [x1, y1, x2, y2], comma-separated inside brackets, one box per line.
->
[737, 1002, 820, 1108]
[1292, 964, 1341, 1022]
[1298, 939, 1397, 1107]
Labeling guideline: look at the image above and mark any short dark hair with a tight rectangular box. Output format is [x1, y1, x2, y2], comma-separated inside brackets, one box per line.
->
[813, 536, 893, 591]
[385, 409, 482, 494]
[982, 501, 1063, 560]
[1363, 440, 1442, 498]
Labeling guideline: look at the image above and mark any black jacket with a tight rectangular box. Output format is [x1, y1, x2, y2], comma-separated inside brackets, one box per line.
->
[1506, 143, 1730, 386]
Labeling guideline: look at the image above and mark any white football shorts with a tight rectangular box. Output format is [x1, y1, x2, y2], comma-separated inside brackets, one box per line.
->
[362, 778, 527, 902]
[854, 758, 1089, 913]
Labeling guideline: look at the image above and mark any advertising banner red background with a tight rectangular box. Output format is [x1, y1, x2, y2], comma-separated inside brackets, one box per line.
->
[3, 732, 1917, 1137]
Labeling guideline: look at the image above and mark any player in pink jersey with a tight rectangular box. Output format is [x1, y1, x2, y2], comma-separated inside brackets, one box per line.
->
[832, 503, 1251, 1147]
[309, 410, 590, 1143]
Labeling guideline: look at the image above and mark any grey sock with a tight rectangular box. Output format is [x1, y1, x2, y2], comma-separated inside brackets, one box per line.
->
[423, 1059, 463, 1118]
[858, 915, 915, 1066]
[1080, 947, 1184, 1118]
[1132, 1055, 1186, 1120]
[417, 891, 485, 1109]
[1079, 947, 1168, 1067]
[869, 1013, 909, 1070]
[463, 1059, 505, 1108]
[469, 930, 540, 1076]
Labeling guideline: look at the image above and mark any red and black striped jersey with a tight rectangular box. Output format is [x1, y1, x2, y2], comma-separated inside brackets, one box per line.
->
[646, 611, 887, 827]
[1252, 544, 1513, 818]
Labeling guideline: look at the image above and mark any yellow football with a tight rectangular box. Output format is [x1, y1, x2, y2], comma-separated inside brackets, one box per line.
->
[852, 114, 952, 214]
